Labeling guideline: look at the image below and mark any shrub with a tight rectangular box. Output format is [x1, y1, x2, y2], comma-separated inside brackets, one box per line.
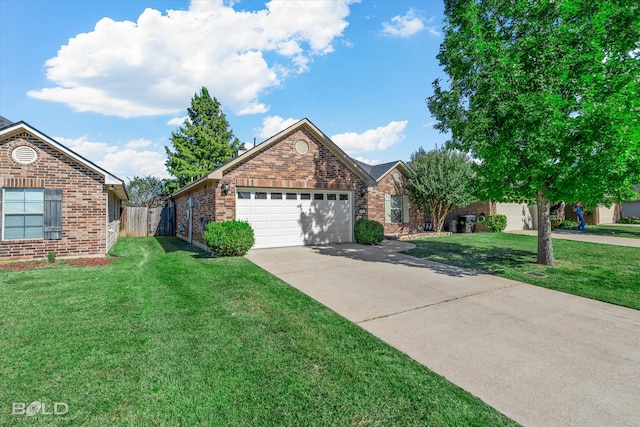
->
[204, 220, 255, 256]
[556, 220, 578, 229]
[354, 219, 384, 245]
[487, 214, 507, 232]
[47, 252, 57, 263]
[619, 216, 640, 224]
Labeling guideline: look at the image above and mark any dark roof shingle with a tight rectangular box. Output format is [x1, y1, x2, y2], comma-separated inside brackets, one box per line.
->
[354, 159, 402, 181]
[0, 115, 13, 130]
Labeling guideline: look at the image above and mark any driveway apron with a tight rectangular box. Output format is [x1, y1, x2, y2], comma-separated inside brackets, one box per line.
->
[246, 241, 640, 427]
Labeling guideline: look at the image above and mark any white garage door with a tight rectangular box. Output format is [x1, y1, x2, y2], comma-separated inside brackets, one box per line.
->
[236, 188, 353, 249]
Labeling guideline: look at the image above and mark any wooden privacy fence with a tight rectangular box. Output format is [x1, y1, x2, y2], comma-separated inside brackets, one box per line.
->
[120, 204, 175, 237]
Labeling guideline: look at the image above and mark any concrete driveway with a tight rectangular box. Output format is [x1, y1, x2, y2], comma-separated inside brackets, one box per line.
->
[246, 241, 640, 427]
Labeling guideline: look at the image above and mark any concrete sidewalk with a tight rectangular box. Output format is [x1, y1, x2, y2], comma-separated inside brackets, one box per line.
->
[507, 228, 640, 247]
[246, 241, 640, 427]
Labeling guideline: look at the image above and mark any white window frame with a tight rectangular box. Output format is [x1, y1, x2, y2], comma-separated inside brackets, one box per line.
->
[384, 194, 410, 224]
[2, 188, 45, 240]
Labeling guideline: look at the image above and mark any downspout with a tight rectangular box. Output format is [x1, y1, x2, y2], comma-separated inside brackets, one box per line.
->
[188, 196, 194, 245]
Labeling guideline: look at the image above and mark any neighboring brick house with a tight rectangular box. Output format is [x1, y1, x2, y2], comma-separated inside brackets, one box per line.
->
[0, 117, 128, 260]
[355, 160, 423, 235]
[172, 118, 430, 250]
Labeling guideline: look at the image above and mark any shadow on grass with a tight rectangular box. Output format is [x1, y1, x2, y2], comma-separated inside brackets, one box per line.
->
[306, 241, 494, 278]
[403, 240, 538, 275]
[154, 236, 212, 258]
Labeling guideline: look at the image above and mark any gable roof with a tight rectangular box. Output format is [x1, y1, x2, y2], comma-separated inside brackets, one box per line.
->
[354, 159, 406, 182]
[0, 115, 13, 130]
[172, 118, 376, 197]
[0, 120, 128, 200]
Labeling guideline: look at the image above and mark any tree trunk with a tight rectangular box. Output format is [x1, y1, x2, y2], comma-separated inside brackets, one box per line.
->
[536, 191, 555, 265]
[429, 202, 449, 233]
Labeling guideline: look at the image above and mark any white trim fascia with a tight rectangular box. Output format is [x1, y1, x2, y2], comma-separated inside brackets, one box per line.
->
[0, 122, 126, 195]
[210, 118, 376, 185]
[171, 118, 378, 197]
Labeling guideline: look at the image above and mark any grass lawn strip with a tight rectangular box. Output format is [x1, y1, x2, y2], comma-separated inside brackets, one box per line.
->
[576, 224, 640, 239]
[0, 237, 516, 426]
[405, 233, 640, 310]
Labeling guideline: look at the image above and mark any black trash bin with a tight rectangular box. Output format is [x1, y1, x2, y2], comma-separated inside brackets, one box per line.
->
[458, 215, 477, 233]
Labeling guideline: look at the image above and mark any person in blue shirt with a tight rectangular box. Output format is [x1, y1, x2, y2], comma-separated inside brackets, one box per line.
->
[574, 202, 586, 230]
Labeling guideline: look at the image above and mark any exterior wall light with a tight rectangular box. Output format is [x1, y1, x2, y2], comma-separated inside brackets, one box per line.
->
[222, 181, 230, 195]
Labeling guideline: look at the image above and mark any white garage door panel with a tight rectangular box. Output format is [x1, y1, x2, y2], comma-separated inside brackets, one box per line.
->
[236, 188, 353, 249]
[237, 206, 252, 216]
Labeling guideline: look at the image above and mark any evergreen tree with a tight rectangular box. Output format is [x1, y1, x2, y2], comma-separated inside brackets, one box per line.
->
[165, 87, 241, 189]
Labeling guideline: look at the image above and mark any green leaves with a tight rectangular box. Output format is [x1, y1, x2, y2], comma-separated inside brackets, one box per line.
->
[405, 147, 476, 231]
[431, 0, 640, 206]
[165, 87, 241, 189]
[125, 175, 166, 207]
[430, 0, 639, 263]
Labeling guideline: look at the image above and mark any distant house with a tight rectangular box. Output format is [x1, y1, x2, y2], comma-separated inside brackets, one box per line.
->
[170, 118, 422, 250]
[0, 116, 128, 260]
[621, 187, 640, 219]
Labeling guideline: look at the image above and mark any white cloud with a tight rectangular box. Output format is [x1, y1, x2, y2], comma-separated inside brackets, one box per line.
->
[353, 156, 380, 165]
[28, 0, 357, 118]
[382, 9, 434, 38]
[331, 120, 407, 153]
[167, 116, 188, 126]
[125, 138, 153, 149]
[56, 136, 118, 159]
[258, 115, 300, 138]
[55, 135, 169, 179]
[101, 149, 171, 180]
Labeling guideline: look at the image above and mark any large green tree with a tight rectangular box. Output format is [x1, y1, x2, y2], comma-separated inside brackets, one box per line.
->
[125, 175, 165, 207]
[165, 87, 241, 190]
[428, 0, 640, 264]
[404, 147, 476, 233]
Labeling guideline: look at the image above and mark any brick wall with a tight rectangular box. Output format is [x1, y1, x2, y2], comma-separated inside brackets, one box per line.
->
[217, 128, 366, 225]
[0, 132, 108, 260]
[367, 167, 424, 234]
[173, 127, 368, 248]
[174, 182, 215, 249]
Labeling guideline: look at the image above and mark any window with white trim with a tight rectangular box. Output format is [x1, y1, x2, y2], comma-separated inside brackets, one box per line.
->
[1, 188, 63, 240]
[390, 195, 403, 223]
[384, 194, 410, 224]
[3, 189, 44, 239]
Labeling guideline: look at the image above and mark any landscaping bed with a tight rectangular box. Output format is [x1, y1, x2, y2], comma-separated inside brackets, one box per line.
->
[0, 257, 119, 271]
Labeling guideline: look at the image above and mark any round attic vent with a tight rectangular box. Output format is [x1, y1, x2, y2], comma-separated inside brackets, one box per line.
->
[295, 140, 309, 154]
[12, 146, 37, 165]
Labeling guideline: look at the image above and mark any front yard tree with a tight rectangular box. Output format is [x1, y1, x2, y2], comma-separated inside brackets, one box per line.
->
[165, 87, 241, 189]
[405, 147, 476, 233]
[428, 0, 640, 265]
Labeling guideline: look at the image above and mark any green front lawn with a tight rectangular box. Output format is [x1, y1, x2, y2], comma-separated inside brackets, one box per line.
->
[405, 233, 640, 310]
[577, 224, 640, 239]
[0, 237, 516, 426]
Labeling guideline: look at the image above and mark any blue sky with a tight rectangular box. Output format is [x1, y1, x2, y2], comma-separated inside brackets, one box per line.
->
[0, 0, 449, 181]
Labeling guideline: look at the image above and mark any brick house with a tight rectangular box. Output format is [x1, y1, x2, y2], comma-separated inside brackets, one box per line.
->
[0, 116, 128, 260]
[355, 160, 424, 234]
[171, 118, 423, 250]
